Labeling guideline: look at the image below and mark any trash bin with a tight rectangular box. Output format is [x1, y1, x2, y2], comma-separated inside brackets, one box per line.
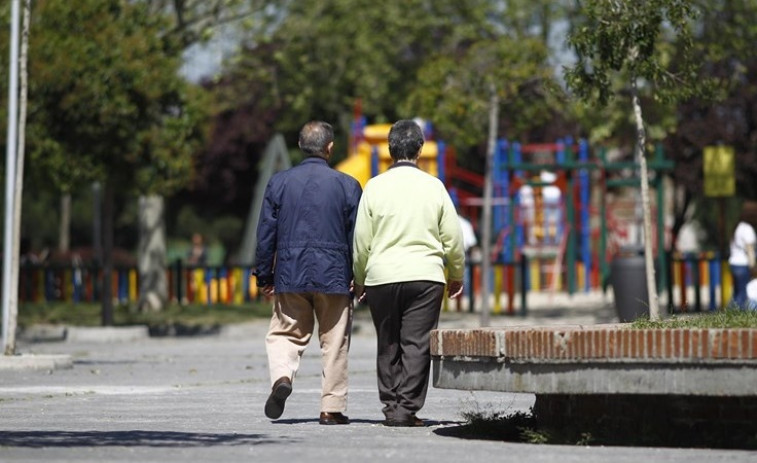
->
[610, 246, 649, 322]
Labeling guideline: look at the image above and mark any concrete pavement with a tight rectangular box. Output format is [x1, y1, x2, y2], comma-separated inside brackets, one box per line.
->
[0, 297, 755, 462]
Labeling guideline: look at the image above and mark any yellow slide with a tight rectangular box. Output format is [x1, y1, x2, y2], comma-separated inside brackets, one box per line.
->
[336, 123, 439, 187]
[335, 146, 372, 187]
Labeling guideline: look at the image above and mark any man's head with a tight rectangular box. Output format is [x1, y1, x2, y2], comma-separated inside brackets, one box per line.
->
[299, 121, 334, 158]
[388, 120, 424, 161]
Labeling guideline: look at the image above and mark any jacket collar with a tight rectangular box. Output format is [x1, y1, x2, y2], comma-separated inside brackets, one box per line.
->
[389, 160, 419, 170]
[301, 156, 329, 166]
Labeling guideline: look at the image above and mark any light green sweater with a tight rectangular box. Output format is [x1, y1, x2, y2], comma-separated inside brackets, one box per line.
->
[352, 163, 466, 286]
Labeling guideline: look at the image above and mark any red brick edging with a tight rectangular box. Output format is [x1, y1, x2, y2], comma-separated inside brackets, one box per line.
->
[431, 325, 757, 361]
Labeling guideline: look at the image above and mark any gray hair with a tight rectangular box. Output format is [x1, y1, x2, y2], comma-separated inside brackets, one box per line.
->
[298, 121, 334, 156]
[388, 120, 424, 161]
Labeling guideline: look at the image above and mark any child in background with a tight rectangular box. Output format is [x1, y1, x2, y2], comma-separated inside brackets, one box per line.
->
[746, 266, 757, 311]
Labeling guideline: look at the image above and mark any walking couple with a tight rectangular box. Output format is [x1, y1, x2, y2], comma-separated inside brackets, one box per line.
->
[253, 120, 465, 426]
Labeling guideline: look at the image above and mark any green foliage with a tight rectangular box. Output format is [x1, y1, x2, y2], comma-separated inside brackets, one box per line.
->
[564, 0, 713, 107]
[24, 0, 208, 196]
[227, 0, 557, 151]
[405, 37, 557, 146]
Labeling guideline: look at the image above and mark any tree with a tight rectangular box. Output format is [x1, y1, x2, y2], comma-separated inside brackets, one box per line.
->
[224, 0, 519, 154]
[24, 0, 207, 321]
[405, 37, 558, 147]
[565, 0, 713, 320]
[144, 0, 281, 48]
[663, 0, 757, 249]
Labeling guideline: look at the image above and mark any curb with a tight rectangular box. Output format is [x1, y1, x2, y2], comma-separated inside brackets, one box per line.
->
[0, 354, 73, 371]
[66, 326, 150, 343]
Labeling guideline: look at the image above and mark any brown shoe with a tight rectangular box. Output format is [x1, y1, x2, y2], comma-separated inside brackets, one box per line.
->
[264, 377, 292, 419]
[382, 416, 424, 427]
[319, 412, 350, 425]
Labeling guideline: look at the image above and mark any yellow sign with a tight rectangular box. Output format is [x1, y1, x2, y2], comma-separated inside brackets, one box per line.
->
[703, 146, 735, 197]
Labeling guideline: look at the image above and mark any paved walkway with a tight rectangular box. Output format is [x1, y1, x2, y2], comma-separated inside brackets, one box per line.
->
[0, 296, 754, 462]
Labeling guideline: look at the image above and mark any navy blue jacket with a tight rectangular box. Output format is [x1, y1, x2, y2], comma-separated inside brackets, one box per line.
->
[253, 156, 363, 295]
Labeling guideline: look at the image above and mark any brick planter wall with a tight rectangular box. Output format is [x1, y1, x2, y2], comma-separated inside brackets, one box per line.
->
[432, 324, 757, 447]
[431, 325, 757, 362]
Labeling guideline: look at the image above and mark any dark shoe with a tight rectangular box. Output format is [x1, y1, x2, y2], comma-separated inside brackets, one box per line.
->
[382, 416, 424, 427]
[319, 412, 350, 425]
[264, 377, 292, 419]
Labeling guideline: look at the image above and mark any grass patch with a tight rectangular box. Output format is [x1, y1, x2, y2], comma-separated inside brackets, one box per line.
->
[458, 408, 545, 443]
[17, 301, 272, 328]
[630, 309, 757, 329]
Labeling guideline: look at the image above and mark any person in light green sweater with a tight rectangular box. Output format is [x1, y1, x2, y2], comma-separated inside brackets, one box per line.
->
[352, 119, 465, 427]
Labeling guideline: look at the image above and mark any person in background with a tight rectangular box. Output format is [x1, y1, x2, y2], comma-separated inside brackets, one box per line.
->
[352, 119, 465, 427]
[746, 266, 757, 311]
[728, 204, 757, 309]
[187, 233, 207, 266]
[254, 121, 362, 425]
[458, 213, 477, 256]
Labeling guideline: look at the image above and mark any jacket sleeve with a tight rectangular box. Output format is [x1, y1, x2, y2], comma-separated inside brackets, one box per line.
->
[439, 186, 466, 281]
[352, 189, 372, 286]
[253, 178, 278, 287]
[345, 180, 363, 270]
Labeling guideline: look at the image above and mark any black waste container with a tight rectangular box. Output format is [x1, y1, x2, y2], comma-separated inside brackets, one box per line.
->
[610, 246, 649, 322]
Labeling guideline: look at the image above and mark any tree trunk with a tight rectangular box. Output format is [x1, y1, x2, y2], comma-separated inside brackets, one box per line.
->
[138, 195, 167, 311]
[58, 193, 71, 253]
[101, 183, 115, 326]
[480, 85, 499, 327]
[631, 78, 661, 321]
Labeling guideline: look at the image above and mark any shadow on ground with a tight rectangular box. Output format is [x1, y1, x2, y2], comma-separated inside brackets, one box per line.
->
[0, 430, 295, 448]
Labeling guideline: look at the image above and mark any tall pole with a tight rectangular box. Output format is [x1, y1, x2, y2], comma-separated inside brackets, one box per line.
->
[480, 85, 499, 327]
[632, 78, 660, 321]
[6, 0, 31, 355]
[2, 0, 21, 355]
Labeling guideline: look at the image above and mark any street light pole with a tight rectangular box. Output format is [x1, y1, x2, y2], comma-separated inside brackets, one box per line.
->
[2, 0, 21, 355]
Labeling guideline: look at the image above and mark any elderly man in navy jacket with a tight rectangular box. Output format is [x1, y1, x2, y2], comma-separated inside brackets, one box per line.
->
[254, 121, 362, 425]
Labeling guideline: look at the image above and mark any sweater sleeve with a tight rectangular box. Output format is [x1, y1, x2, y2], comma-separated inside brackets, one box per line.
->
[439, 186, 466, 281]
[352, 189, 372, 286]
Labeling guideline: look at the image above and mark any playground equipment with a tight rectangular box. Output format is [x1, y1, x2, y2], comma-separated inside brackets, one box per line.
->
[336, 119, 447, 187]
[468, 137, 677, 314]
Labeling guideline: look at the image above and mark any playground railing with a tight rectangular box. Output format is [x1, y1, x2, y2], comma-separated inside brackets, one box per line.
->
[16, 252, 736, 314]
[443, 251, 737, 316]
[17, 261, 264, 306]
[666, 251, 731, 313]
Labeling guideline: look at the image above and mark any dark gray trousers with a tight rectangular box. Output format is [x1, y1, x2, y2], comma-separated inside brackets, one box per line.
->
[365, 281, 445, 421]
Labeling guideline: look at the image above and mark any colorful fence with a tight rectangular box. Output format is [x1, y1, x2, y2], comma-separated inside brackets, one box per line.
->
[18, 262, 262, 305]
[18, 252, 738, 314]
[667, 251, 732, 312]
[442, 252, 737, 315]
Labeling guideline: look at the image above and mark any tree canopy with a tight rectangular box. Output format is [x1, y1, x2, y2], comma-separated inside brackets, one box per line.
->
[24, 0, 206, 197]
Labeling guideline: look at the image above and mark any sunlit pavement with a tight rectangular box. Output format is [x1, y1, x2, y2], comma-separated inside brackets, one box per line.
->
[0, 304, 754, 462]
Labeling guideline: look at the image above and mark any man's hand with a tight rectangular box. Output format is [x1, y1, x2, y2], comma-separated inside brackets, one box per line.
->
[447, 280, 463, 299]
[261, 285, 275, 297]
[353, 284, 366, 303]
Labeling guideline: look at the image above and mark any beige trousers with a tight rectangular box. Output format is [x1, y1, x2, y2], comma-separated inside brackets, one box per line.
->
[265, 292, 353, 413]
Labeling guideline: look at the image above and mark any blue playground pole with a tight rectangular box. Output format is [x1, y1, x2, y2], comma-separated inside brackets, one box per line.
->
[709, 255, 720, 311]
[494, 140, 511, 262]
[437, 140, 446, 183]
[512, 141, 524, 256]
[370, 145, 379, 178]
[579, 138, 591, 292]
